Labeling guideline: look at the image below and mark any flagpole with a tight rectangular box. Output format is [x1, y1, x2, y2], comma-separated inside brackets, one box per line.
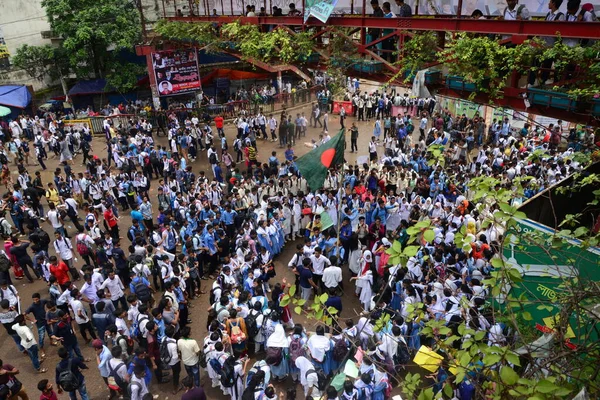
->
[335, 128, 346, 265]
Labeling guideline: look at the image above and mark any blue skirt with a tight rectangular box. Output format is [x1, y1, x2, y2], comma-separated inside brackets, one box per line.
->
[258, 235, 272, 254]
[271, 348, 290, 378]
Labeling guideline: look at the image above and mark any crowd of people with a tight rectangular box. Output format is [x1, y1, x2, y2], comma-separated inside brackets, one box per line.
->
[0, 82, 597, 400]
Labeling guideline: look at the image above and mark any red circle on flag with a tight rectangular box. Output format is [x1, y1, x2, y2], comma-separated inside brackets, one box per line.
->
[321, 148, 335, 168]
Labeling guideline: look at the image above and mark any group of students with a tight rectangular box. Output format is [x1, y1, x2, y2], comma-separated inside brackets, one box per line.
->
[0, 83, 597, 400]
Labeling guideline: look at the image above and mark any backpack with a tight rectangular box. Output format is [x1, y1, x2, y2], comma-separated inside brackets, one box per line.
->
[0, 284, 16, 300]
[127, 381, 142, 398]
[229, 319, 246, 344]
[198, 348, 208, 368]
[546, 11, 564, 20]
[212, 355, 236, 388]
[132, 315, 148, 342]
[150, 151, 159, 164]
[58, 359, 80, 392]
[117, 335, 135, 356]
[245, 311, 260, 338]
[265, 347, 283, 366]
[393, 337, 411, 367]
[234, 139, 242, 152]
[504, 4, 525, 18]
[209, 152, 217, 164]
[107, 361, 126, 389]
[209, 286, 219, 305]
[332, 337, 349, 362]
[133, 278, 151, 303]
[76, 236, 91, 256]
[160, 338, 174, 367]
[0, 253, 11, 273]
[289, 336, 305, 363]
[306, 369, 328, 391]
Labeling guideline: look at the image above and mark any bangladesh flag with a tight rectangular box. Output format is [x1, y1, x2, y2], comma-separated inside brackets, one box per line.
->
[296, 128, 345, 190]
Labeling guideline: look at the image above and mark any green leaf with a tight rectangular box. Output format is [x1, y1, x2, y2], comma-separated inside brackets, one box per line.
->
[288, 285, 296, 297]
[294, 306, 302, 315]
[296, 299, 306, 306]
[279, 295, 290, 307]
[392, 240, 402, 252]
[505, 352, 521, 367]
[423, 229, 435, 243]
[319, 293, 329, 304]
[536, 380, 559, 394]
[403, 246, 419, 257]
[443, 382, 453, 398]
[522, 311, 532, 321]
[327, 307, 338, 315]
[500, 366, 519, 385]
[483, 354, 502, 365]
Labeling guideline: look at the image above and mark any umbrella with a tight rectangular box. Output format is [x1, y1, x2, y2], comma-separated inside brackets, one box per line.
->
[0, 106, 10, 117]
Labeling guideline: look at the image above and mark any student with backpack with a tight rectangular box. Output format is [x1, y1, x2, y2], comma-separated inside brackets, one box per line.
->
[129, 364, 151, 400]
[55, 346, 89, 400]
[162, 325, 181, 394]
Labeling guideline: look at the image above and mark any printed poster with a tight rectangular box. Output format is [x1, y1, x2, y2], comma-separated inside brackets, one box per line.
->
[151, 49, 201, 97]
[304, 0, 340, 23]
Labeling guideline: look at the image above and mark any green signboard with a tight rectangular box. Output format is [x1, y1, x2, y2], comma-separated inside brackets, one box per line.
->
[500, 219, 600, 344]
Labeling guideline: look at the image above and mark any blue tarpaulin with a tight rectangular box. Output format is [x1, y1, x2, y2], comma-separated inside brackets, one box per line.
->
[0, 85, 31, 108]
[68, 79, 108, 96]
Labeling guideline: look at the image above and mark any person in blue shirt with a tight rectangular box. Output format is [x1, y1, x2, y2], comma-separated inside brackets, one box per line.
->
[203, 224, 218, 278]
[127, 346, 153, 386]
[284, 145, 294, 162]
[151, 308, 166, 342]
[214, 162, 223, 183]
[220, 204, 237, 238]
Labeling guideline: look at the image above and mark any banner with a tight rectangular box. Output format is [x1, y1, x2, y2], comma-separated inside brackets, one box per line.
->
[151, 49, 201, 97]
[304, 0, 340, 23]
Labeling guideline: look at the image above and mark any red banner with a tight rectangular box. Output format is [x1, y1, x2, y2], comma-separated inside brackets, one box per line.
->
[151, 49, 201, 97]
[332, 101, 353, 115]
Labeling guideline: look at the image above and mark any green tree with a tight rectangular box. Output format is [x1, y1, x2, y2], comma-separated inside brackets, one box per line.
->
[12, 44, 71, 96]
[41, 0, 141, 82]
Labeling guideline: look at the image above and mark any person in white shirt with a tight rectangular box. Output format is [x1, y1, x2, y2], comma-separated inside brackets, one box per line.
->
[129, 363, 150, 400]
[53, 231, 78, 282]
[69, 288, 97, 342]
[322, 264, 343, 291]
[309, 247, 331, 290]
[0, 280, 19, 309]
[12, 314, 47, 372]
[100, 269, 127, 310]
[164, 325, 182, 394]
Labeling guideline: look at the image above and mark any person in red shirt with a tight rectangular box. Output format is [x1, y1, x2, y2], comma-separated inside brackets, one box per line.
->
[214, 115, 224, 137]
[38, 379, 58, 400]
[103, 205, 119, 241]
[49, 256, 70, 290]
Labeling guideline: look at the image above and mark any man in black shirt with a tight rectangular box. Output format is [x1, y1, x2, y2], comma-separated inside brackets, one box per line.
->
[55, 346, 89, 399]
[8, 236, 36, 282]
[369, 0, 385, 51]
[50, 310, 89, 362]
[25, 293, 49, 356]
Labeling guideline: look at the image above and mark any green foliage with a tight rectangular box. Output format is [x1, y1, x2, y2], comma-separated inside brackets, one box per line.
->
[438, 33, 516, 101]
[105, 61, 146, 93]
[394, 31, 438, 83]
[155, 20, 313, 65]
[12, 44, 70, 82]
[41, 0, 141, 81]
